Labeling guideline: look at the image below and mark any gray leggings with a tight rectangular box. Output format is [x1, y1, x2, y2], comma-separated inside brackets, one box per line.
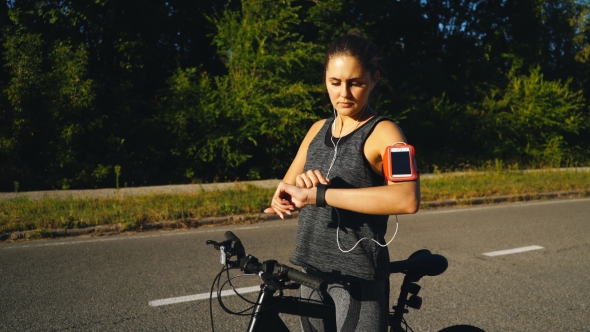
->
[300, 272, 389, 332]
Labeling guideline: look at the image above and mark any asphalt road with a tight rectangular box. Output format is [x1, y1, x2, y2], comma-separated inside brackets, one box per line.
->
[1, 198, 589, 331]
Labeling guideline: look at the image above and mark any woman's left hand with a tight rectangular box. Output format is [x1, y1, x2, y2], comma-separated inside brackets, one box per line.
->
[264, 182, 316, 219]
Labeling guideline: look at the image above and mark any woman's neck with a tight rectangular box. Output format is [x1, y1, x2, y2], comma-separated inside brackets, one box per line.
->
[332, 105, 375, 137]
[332, 106, 375, 137]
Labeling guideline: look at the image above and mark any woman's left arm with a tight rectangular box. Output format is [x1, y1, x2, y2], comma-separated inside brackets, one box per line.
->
[322, 180, 419, 215]
[342, 119, 420, 214]
[271, 120, 420, 217]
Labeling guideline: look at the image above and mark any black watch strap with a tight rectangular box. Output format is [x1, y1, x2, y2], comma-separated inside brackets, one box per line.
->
[316, 184, 329, 207]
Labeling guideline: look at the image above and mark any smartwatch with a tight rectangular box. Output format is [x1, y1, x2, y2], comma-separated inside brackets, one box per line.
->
[316, 184, 329, 207]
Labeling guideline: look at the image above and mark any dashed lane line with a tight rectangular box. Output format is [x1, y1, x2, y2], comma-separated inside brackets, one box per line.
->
[483, 245, 544, 257]
[149, 286, 261, 307]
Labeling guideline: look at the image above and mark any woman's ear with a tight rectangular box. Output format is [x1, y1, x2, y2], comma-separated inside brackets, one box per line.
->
[372, 71, 380, 87]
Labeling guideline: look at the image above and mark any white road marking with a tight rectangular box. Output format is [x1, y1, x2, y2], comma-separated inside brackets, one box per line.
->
[149, 286, 261, 307]
[483, 245, 544, 257]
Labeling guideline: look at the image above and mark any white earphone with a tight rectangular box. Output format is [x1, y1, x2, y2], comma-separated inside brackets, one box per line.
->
[325, 82, 398, 253]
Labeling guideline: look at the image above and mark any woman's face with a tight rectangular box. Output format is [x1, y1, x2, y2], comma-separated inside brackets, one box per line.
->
[325, 55, 378, 118]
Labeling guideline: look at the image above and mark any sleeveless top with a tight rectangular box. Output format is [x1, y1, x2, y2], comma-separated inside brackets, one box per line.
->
[290, 114, 391, 282]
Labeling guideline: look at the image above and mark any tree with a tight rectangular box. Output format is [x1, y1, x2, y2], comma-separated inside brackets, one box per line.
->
[471, 66, 586, 166]
[0, 0, 225, 190]
[161, 0, 323, 182]
[2, 24, 96, 189]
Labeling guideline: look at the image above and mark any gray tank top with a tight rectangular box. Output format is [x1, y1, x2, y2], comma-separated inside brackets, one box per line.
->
[290, 114, 391, 281]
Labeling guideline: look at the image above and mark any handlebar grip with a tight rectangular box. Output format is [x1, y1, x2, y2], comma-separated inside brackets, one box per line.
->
[287, 268, 326, 292]
[206, 240, 221, 250]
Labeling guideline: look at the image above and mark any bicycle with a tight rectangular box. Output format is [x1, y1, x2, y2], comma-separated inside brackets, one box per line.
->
[206, 231, 483, 332]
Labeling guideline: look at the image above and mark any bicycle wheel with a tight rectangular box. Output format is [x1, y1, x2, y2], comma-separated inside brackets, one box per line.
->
[438, 325, 486, 332]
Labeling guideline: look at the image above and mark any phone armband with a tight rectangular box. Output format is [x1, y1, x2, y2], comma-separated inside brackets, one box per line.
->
[383, 143, 419, 182]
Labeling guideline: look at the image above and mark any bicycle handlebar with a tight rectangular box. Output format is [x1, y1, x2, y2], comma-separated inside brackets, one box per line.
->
[208, 231, 448, 293]
[207, 233, 327, 292]
[287, 268, 326, 292]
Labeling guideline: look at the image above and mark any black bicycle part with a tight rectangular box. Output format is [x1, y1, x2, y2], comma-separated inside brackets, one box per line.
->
[438, 325, 486, 332]
[389, 249, 448, 277]
[207, 232, 333, 332]
[207, 232, 451, 332]
[247, 284, 335, 332]
[389, 249, 449, 332]
[218, 271, 258, 315]
[206, 231, 246, 263]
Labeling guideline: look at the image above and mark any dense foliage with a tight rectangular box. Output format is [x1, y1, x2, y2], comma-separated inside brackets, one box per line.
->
[1, 0, 589, 191]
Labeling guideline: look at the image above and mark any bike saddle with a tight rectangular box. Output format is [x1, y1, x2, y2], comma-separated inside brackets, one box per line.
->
[389, 249, 448, 277]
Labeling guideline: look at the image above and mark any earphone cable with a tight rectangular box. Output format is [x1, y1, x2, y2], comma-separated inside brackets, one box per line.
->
[327, 105, 367, 179]
[326, 104, 400, 253]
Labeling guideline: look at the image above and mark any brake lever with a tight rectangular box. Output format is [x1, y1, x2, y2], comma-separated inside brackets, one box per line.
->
[206, 234, 246, 265]
[206, 240, 228, 264]
[220, 246, 227, 265]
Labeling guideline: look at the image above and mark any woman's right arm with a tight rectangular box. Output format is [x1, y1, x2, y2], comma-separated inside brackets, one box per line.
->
[264, 119, 326, 216]
[281, 119, 327, 185]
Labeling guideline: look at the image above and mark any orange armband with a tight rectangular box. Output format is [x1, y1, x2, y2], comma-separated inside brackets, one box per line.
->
[383, 143, 419, 182]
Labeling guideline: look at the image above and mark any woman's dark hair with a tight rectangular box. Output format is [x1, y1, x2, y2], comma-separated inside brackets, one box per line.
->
[324, 33, 382, 76]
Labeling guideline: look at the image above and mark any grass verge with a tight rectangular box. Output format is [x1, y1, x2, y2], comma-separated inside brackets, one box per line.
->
[1, 170, 589, 236]
[420, 169, 590, 201]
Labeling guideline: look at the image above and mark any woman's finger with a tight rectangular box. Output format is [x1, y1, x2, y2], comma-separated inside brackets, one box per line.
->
[311, 170, 330, 185]
[296, 174, 313, 188]
[270, 196, 294, 219]
[306, 170, 321, 186]
[270, 203, 285, 219]
[264, 207, 277, 214]
[295, 176, 305, 188]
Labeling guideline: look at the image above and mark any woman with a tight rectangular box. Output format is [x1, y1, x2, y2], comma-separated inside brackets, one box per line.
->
[265, 33, 420, 332]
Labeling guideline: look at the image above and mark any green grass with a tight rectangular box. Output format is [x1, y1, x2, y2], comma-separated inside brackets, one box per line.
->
[0, 183, 273, 234]
[1, 170, 589, 235]
[420, 169, 590, 201]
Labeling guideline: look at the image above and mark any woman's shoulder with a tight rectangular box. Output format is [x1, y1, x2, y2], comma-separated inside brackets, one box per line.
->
[373, 117, 399, 132]
[368, 117, 407, 145]
[299, 118, 330, 147]
[312, 118, 328, 129]
[306, 118, 329, 137]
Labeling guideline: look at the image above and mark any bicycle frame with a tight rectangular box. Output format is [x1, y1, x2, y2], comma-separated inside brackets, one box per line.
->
[245, 274, 424, 332]
[389, 274, 423, 332]
[247, 284, 334, 332]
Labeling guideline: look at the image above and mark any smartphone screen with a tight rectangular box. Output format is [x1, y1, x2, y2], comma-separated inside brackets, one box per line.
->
[390, 149, 412, 176]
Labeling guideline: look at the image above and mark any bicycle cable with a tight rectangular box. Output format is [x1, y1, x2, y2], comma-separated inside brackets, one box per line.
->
[210, 265, 258, 331]
[209, 265, 227, 332]
[216, 272, 294, 319]
[224, 266, 258, 305]
[218, 266, 330, 319]
[217, 275, 260, 316]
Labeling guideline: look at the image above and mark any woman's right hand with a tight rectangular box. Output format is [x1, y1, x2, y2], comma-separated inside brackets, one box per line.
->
[295, 170, 331, 188]
[264, 170, 330, 219]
